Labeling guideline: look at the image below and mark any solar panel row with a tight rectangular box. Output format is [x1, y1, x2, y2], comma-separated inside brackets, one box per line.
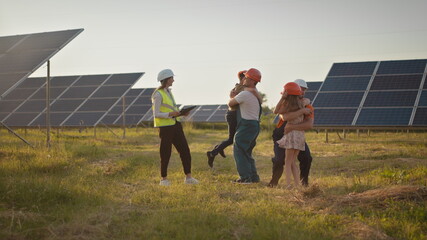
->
[0, 29, 84, 100]
[312, 59, 427, 126]
[0, 73, 143, 127]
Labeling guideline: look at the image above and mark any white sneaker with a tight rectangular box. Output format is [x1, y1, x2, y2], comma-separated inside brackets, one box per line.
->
[159, 179, 170, 186]
[184, 177, 199, 184]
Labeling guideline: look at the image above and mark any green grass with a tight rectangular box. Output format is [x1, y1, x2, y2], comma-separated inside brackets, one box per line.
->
[0, 127, 426, 239]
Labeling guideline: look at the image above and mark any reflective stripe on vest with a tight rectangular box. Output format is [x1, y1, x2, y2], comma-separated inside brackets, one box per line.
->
[153, 89, 180, 127]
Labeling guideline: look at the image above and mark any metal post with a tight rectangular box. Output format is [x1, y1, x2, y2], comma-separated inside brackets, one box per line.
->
[343, 129, 347, 139]
[46, 60, 51, 148]
[94, 125, 97, 139]
[122, 96, 126, 139]
[325, 129, 329, 143]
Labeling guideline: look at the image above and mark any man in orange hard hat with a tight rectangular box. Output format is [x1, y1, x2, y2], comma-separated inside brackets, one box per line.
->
[228, 68, 263, 183]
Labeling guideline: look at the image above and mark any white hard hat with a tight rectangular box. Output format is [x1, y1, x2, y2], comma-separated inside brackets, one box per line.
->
[294, 79, 308, 89]
[157, 69, 175, 82]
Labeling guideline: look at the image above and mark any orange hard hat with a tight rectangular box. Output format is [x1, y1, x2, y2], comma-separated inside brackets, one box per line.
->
[238, 70, 247, 80]
[284, 82, 302, 95]
[244, 68, 261, 82]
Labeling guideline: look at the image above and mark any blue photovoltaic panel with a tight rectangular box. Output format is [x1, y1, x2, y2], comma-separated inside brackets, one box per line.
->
[51, 76, 80, 87]
[100, 88, 153, 126]
[30, 87, 67, 100]
[15, 100, 45, 112]
[313, 109, 357, 126]
[304, 92, 317, 102]
[363, 91, 417, 107]
[15, 77, 45, 89]
[376, 59, 427, 75]
[72, 75, 109, 86]
[77, 98, 123, 111]
[0, 72, 143, 127]
[0, 101, 24, 114]
[412, 108, 427, 125]
[0, 29, 83, 99]
[370, 75, 423, 90]
[51, 99, 85, 111]
[125, 105, 150, 115]
[327, 62, 377, 76]
[103, 73, 143, 85]
[100, 115, 119, 125]
[126, 89, 143, 97]
[306, 82, 322, 91]
[418, 91, 427, 106]
[31, 113, 71, 126]
[320, 76, 371, 91]
[2, 88, 36, 100]
[313, 92, 364, 108]
[141, 88, 155, 96]
[91, 86, 130, 98]
[3, 113, 41, 126]
[63, 112, 105, 126]
[0, 35, 24, 53]
[356, 108, 412, 126]
[61, 86, 97, 98]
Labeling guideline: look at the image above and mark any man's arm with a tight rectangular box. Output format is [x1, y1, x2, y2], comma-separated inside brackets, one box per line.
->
[284, 117, 313, 134]
[228, 98, 239, 107]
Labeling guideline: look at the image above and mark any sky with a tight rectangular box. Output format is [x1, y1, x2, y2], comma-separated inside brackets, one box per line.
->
[1, 0, 427, 107]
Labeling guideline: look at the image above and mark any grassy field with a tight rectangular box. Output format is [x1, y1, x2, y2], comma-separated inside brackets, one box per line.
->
[0, 125, 426, 240]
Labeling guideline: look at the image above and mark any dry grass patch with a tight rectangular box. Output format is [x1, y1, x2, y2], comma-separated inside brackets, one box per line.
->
[337, 185, 427, 208]
[338, 220, 394, 240]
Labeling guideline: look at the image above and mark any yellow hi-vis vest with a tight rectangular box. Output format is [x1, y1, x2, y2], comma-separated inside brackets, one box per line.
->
[152, 88, 181, 127]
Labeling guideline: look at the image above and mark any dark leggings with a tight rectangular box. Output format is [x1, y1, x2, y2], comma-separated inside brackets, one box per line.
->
[211, 110, 237, 155]
[159, 122, 191, 177]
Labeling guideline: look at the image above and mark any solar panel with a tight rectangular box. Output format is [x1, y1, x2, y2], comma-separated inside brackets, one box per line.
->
[327, 62, 377, 76]
[313, 109, 357, 126]
[306, 82, 322, 91]
[356, 108, 413, 126]
[363, 91, 418, 107]
[320, 76, 371, 91]
[312, 59, 427, 127]
[100, 88, 153, 126]
[412, 108, 427, 125]
[376, 59, 427, 75]
[418, 91, 427, 106]
[313, 92, 364, 107]
[370, 75, 422, 90]
[304, 92, 317, 101]
[0, 29, 83, 99]
[0, 73, 143, 127]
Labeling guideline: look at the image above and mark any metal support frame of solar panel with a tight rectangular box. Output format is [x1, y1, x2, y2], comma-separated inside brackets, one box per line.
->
[0, 73, 143, 127]
[101, 88, 155, 126]
[0, 29, 83, 100]
[312, 59, 427, 127]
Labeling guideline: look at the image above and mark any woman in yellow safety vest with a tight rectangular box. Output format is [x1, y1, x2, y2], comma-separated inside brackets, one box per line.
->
[151, 69, 199, 186]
